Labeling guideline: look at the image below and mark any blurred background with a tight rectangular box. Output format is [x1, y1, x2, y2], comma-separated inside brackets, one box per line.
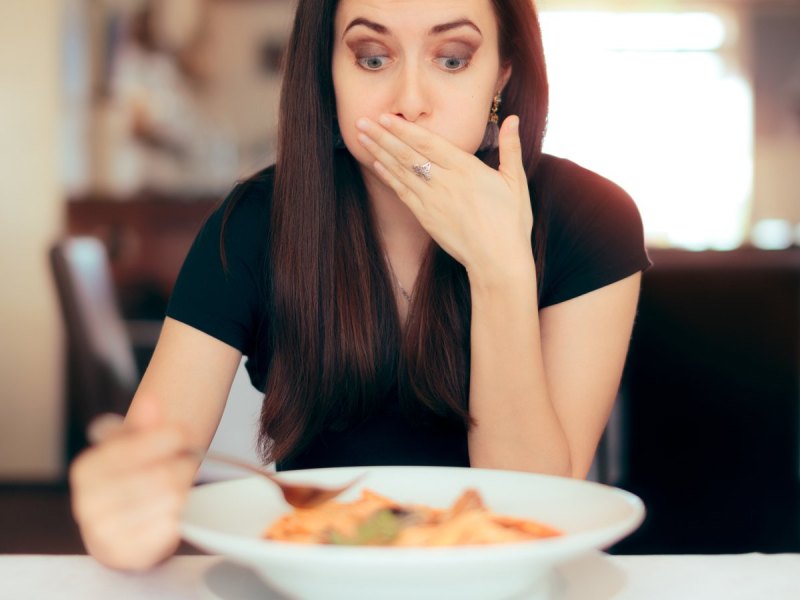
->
[1, 0, 799, 556]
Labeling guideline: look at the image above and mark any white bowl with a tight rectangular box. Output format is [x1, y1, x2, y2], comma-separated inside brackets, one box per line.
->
[181, 466, 644, 600]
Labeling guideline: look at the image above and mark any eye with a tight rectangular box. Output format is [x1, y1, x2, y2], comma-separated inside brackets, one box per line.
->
[435, 56, 471, 72]
[357, 55, 391, 71]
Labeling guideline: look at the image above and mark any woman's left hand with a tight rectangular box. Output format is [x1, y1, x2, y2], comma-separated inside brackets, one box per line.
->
[356, 113, 534, 281]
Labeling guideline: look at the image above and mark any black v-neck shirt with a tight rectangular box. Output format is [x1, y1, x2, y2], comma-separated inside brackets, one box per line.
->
[166, 154, 652, 470]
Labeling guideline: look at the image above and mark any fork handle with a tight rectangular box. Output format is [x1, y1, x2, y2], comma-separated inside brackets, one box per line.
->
[86, 416, 280, 482]
[189, 449, 280, 481]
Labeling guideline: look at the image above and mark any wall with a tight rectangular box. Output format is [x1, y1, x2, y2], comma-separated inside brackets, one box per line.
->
[0, 1, 65, 479]
[196, 0, 294, 174]
[750, 2, 800, 226]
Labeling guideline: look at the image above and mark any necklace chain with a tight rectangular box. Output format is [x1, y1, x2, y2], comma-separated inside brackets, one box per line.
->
[384, 253, 412, 304]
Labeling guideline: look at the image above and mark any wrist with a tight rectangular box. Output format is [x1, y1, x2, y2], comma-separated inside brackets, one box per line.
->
[466, 251, 537, 296]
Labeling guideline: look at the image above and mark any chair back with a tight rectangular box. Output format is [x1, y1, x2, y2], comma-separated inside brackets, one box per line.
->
[50, 237, 139, 436]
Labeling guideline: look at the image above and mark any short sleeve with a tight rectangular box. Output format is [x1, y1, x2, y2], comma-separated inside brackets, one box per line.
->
[165, 174, 272, 355]
[537, 157, 652, 308]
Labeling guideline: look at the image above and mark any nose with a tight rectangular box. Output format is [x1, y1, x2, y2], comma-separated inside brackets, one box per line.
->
[389, 63, 431, 123]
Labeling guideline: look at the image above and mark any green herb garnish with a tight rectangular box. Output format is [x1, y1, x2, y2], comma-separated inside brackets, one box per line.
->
[328, 509, 402, 546]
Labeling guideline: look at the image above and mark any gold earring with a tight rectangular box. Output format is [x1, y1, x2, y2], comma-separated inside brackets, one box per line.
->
[479, 93, 502, 152]
[489, 93, 502, 124]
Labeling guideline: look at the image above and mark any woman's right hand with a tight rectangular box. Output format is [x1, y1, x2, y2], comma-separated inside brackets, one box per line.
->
[69, 395, 199, 571]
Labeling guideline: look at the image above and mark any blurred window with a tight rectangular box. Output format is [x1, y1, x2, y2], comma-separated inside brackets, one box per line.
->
[540, 10, 752, 250]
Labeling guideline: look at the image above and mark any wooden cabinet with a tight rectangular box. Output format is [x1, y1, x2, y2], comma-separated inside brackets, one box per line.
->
[613, 248, 800, 554]
[66, 195, 218, 318]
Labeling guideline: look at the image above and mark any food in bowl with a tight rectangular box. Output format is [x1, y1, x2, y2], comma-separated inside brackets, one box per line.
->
[264, 487, 562, 546]
[183, 467, 646, 600]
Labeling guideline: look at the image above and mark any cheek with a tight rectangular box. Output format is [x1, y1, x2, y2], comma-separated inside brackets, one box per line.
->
[336, 103, 380, 166]
[332, 65, 376, 162]
[440, 97, 492, 154]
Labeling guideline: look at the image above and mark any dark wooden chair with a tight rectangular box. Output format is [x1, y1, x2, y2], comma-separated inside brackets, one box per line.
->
[50, 237, 144, 459]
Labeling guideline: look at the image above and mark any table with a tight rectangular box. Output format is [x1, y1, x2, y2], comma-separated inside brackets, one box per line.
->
[2, 553, 799, 599]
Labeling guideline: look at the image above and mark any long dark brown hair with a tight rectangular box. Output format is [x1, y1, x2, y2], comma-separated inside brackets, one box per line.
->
[226, 0, 549, 463]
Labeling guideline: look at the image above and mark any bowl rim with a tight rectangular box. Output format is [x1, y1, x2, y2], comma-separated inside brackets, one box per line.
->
[181, 465, 646, 561]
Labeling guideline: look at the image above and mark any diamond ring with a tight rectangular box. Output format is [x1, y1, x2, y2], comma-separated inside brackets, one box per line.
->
[412, 161, 432, 182]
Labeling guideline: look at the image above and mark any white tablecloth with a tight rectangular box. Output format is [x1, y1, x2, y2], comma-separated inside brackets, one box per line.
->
[2, 553, 799, 599]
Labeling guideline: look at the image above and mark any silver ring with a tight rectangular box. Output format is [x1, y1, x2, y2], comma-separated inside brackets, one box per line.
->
[412, 161, 432, 182]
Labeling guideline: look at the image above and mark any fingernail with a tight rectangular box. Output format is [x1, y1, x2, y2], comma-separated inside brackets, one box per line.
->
[356, 118, 369, 131]
[378, 114, 392, 127]
[508, 116, 519, 133]
[357, 133, 370, 145]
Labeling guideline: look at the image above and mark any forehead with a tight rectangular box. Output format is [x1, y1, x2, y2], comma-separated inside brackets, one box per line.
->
[334, 0, 499, 34]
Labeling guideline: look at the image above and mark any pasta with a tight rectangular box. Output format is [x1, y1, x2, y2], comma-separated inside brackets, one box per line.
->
[264, 488, 562, 546]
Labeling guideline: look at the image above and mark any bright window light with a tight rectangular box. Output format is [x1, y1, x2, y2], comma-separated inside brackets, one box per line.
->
[540, 11, 752, 250]
[540, 12, 729, 51]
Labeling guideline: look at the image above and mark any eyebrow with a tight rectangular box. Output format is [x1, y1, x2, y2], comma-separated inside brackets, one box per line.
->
[342, 17, 483, 38]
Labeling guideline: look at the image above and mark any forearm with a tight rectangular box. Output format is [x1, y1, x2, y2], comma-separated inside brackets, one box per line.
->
[466, 257, 572, 476]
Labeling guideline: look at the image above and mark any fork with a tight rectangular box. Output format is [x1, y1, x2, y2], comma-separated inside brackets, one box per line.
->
[87, 413, 364, 509]
[188, 449, 364, 509]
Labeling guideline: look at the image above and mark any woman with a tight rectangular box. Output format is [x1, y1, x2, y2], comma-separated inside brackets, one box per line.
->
[71, 0, 651, 570]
